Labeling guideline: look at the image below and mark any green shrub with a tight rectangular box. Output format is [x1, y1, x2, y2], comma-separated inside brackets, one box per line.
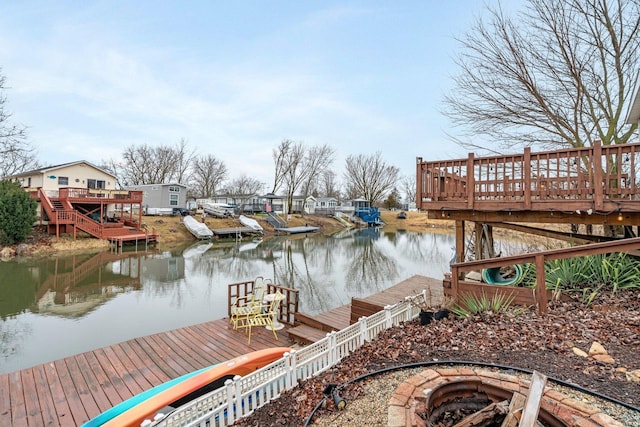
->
[517, 252, 640, 304]
[450, 292, 518, 318]
[0, 180, 37, 245]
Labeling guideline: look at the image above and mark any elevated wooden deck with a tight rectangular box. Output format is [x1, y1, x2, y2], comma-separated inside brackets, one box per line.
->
[2, 275, 440, 426]
[417, 140, 640, 225]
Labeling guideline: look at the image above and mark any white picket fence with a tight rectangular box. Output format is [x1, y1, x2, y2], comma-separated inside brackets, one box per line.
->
[151, 291, 425, 427]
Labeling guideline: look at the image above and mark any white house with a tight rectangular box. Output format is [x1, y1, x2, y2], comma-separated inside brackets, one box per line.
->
[314, 197, 338, 214]
[5, 160, 117, 194]
[263, 194, 316, 214]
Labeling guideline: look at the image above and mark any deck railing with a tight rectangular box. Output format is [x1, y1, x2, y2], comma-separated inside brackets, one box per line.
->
[155, 295, 422, 426]
[447, 236, 640, 315]
[417, 140, 640, 212]
[59, 187, 143, 203]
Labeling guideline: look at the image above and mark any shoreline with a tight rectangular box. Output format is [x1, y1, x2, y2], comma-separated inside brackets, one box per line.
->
[1, 211, 455, 259]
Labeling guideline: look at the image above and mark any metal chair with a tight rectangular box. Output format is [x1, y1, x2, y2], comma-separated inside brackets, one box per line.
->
[229, 277, 268, 329]
[235, 291, 283, 344]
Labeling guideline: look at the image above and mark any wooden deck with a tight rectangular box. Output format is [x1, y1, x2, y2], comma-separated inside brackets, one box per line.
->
[2, 275, 440, 426]
[288, 275, 442, 343]
[1, 319, 289, 426]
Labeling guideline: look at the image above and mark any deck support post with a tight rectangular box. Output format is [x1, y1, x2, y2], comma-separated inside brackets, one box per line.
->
[455, 220, 465, 279]
[535, 254, 548, 314]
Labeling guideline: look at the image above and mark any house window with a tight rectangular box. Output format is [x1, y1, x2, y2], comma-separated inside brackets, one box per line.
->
[87, 179, 106, 189]
[58, 176, 69, 185]
[170, 194, 179, 206]
[169, 186, 181, 192]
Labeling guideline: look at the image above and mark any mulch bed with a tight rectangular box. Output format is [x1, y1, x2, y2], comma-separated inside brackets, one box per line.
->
[233, 291, 640, 426]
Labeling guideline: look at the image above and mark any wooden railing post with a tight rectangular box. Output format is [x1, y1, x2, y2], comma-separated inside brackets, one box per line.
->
[535, 254, 547, 314]
[524, 147, 532, 209]
[416, 157, 423, 210]
[594, 140, 604, 210]
[467, 153, 475, 209]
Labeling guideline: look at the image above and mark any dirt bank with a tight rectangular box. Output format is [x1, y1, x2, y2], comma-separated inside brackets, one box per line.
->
[3, 211, 453, 258]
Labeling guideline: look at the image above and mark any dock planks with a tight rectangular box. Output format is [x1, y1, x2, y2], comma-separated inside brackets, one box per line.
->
[1, 274, 441, 426]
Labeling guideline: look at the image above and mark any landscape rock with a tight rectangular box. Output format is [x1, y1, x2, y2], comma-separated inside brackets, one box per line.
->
[591, 354, 615, 364]
[588, 341, 607, 356]
[572, 347, 588, 358]
[625, 369, 640, 383]
[0, 247, 16, 258]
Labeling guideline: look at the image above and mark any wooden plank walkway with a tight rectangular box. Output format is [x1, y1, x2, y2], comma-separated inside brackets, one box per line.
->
[1, 274, 442, 427]
[1, 319, 289, 426]
[210, 226, 259, 236]
[288, 275, 443, 343]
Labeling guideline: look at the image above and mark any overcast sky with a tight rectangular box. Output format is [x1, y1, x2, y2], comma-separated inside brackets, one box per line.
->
[1, 1, 521, 186]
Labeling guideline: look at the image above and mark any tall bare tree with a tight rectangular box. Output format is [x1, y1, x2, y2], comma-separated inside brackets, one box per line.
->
[343, 152, 400, 205]
[118, 140, 194, 185]
[271, 139, 293, 194]
[444, 0, 640, 152]
[172, 138, 196, 184]
[298, 144, 335, 214]
[0, 70, 39, 177]
[272, 140, 334, 214]
[400, 175, 416, 206]
[224, 175, 265, 213]
[191, 154, 227, 198]
[318, 170, 341, 199]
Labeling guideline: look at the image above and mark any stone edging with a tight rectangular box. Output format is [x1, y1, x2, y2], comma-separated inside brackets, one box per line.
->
[387, 367, 624, 427]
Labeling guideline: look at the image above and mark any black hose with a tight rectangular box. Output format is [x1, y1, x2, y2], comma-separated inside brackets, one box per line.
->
[303, 360, 640, 426]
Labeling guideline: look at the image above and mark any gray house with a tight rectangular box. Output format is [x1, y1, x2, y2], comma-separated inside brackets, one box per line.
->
[123, 183, 188, 214]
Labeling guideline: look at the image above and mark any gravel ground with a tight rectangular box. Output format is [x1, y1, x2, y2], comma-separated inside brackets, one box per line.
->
[233, 291, 640, 426]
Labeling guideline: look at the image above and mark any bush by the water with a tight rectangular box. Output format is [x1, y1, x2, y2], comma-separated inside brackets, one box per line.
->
[0, 180, 37, 245]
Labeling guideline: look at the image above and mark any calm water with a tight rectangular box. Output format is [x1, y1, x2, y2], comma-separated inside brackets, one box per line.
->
[0, 228, 459, 374]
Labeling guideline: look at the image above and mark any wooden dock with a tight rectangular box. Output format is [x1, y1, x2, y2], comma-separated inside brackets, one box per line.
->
[288, 275, 442, 344]
[210, 226, 260, 236]
[1, 275, 442, 426]
[1, 320, 288, 426]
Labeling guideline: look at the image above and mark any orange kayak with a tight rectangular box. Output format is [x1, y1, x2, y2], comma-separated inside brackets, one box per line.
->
[102, 347, 291, 427]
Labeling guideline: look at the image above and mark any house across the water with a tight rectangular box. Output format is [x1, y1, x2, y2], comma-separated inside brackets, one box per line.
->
[4, 160, 154, 243]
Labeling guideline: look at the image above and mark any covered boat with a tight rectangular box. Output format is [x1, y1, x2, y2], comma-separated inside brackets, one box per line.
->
[239, 215, 263, 232]
[183, 215, 213, 239]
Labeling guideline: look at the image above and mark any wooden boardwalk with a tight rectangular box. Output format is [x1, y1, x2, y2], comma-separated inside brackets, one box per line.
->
[1, 275, 441, 427]
[1, 319, 288, 426]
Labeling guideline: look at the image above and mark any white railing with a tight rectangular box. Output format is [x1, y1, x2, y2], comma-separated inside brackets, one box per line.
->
[152, 293, 424, 427]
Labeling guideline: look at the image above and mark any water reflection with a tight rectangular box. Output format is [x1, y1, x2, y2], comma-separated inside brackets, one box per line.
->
[0, 229, 456, 373]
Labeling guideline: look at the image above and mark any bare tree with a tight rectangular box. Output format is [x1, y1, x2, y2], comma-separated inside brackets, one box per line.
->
[191, 154, 227, 198]
[224, 175, 265, 213]
[400, 175, 416, 205]
[271, 139, 292, 194]
[119, 140, 194, 185]
[318, 170, 341, 199]
[343, 152, 400, 205]
[0, 70, 39, 177]
[444, 0, 640, 152]
[272, 141, 335, 214]
[298, 144, 335, 215]
[172, 138, 196, 184]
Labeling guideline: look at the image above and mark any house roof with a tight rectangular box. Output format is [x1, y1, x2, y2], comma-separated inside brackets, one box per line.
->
[124, 182, 188, 188]
[4, 160, 117, 179]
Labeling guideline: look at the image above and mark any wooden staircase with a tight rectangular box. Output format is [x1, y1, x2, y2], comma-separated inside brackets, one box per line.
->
[36, 188, 153, 242]
[288, 306, 352, 344]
